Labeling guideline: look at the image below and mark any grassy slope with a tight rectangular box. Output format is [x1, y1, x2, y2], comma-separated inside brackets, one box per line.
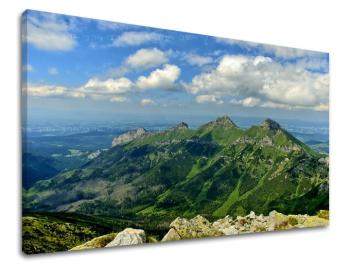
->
[22, 214, 100, 254]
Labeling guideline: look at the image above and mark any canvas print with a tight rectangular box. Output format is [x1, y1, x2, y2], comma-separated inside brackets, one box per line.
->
[21, 10, 329, 254]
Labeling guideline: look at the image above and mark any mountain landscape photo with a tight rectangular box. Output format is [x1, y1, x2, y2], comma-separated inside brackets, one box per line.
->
[21, 10, 329, 254]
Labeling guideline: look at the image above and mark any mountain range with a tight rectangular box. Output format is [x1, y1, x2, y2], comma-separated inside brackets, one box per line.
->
[23, 116, 329, 222]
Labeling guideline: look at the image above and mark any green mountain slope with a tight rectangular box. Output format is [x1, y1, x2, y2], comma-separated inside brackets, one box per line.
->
[23, 116, 329, 222]
[22, 153, 59, 189]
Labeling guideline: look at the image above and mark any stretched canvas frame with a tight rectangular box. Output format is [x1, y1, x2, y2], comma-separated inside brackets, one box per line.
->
[21, 10, 329, 255]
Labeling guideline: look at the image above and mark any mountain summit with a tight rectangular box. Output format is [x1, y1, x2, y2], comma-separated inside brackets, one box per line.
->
[261, 118, 281, 131]
[215, 115, 237, 126]
[202, 115, 238, 128]
[172, 122, 189, 130]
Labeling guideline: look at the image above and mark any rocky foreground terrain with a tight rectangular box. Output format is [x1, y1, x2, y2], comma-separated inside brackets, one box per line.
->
[71, 210, 329, 250]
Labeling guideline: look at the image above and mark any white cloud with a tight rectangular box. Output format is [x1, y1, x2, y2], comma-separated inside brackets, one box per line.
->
[23, 85, 85, 98]
[110, 96, 128, 102]
[238, 97, 262, 107]
[112, 31, 163, 46]
[136, 64, 181, 90]
[22, 64, 33, 72]
[79, 77, 133, 95]
[48, 67, 58, 75]
[24, 85, 66, 97]
[125, 48, 168, 69]
[185, 55, 329, 111]
[140, 98, 156, 106]
[232, 96, 328, 112]
[183, 53, 213, 67]
[24, 13, 77, 51]
[24, 77, 133, 100]
[195, 95, 223, 104]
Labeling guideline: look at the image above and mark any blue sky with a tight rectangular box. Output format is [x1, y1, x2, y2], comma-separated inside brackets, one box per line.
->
[22, 10, 329, 123]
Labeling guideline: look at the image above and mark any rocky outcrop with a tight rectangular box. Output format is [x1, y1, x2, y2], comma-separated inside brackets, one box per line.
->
[172, 122, 189, 130]
[162, 215, 224, 241]
[214, 115, 236, 126]
[202, 115, 238, 128]
[213, 210, 328, 234]
[261, 118, 281, 132]
[161, 228, 181, 241]
[162, 211, 329, 242]
[71, 210, 328, 250]
[87, 150, 102, 160]
[105, 228, 146, 247]
[112, 128, 149, 147]
[318, 157, 329, 166]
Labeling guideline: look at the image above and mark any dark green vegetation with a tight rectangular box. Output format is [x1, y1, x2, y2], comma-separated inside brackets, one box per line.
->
[22, 212, 168, 254]
[22, 213, 99, 254]
[24, 116, 329, 223]
[22, 153, 59, 189]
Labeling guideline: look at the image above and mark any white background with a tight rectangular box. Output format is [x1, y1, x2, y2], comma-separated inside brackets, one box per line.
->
[1, 0, 349, 265]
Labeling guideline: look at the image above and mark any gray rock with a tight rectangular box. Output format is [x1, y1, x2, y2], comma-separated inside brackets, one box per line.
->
[220, 226, 240, 236]
[248, 211, 256, 219]
[161, 228, 181, 241]
[112, 128, 148, 147]
[105, 228, 146, 247]
[168, 215, 224, 239]
[318, 157, 329, 166]
[212, 215, 234, 230]
[261, 118, 281, 131]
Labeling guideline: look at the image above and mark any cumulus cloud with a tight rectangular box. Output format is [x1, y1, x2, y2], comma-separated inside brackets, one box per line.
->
[78, 77, 133, 95]
[183, 53, 213, 67]
[48, 67, 58, 75]
[195, 94, 223, 104]
[110, 96, 128, 102]
[24, 12, 77, 51]
[23, 85, 85, 98]
[237, 97, 262, 107]
[185, 55, 329, 111]
[125, 48, 168, 69]
[140, 98, 156, 106]
[136, 64, 181, 90]
[112, 31, 163, 46]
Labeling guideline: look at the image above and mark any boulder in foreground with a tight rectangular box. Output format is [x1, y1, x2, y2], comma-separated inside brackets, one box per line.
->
[105, 228, 146, 247]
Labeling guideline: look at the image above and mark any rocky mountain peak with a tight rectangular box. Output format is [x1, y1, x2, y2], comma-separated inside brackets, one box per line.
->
[214, 115, 237, 127]
[173, 122, 189, 130]
[112, 128, 148, 147]
[261, 118, 281, 131]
